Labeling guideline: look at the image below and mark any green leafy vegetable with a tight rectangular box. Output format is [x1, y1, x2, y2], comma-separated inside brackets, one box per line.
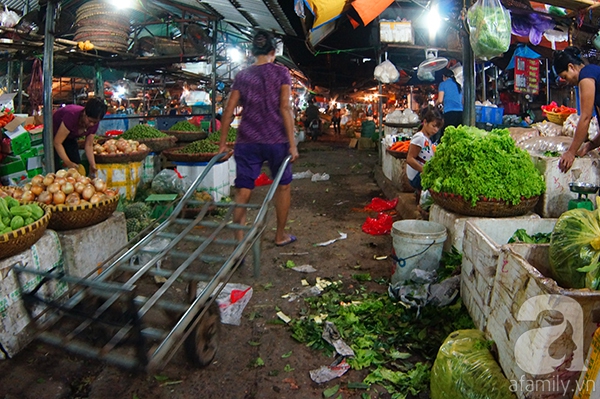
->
[422, 126, 545, 206]
[207, 127, 237, 142]
[179, 139, 220, 154]
[508, 229, 551, 244]
[439, 247, 462, 281]
[323, 385, 339, 398]
[467, 1, 511, 61]
[169, 120, 202, 132]
[543, 150, 561, 157]
[121, 124, 168, 140]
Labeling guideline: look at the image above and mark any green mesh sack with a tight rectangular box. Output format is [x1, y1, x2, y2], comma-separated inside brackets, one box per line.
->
[430, 330, 515, 399]
[549, 208, 600, 289]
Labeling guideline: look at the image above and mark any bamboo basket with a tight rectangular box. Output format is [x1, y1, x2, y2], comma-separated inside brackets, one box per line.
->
[137, 136, 177, 153]
[0, 204, 52, 260]
[386, 148, 408, 159]
[48, 195, 119, 231]
[162, 147, 219, 163]
[163, 130, 207, 143]
[430, 191, 539, 217]
[544, 111, 570, 125]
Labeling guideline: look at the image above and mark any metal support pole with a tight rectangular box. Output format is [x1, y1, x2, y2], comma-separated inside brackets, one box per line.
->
[481, 64, 486, 102]
[17, 60, 23, 113]
[7, 61, 13, 93]
[462, 16, 475, 126]
[493, 66, 499, 104]
[546, 59, 551, 105]
[95, 64, 104, 101]
[210, 19, 218, 132]
[43, 1, 57, 172]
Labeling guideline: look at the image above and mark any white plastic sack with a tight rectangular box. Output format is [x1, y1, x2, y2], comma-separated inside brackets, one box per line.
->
[531, 120, 563, 137]
[374, 60, 399, 83]
[562, 113, 599, 140]
[197, 282, 253, 326]
[0, 6, 20, 28]
[519, 136, 573, 153]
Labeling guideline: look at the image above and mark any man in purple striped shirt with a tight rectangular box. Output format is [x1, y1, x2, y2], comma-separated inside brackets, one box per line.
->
[219, 31, 299, 247]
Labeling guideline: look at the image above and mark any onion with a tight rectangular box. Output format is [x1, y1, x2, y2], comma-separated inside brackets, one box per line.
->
[53, 191, 66, 205]
[42, 175, 54, 187]
[31, 175, 44, 185]
[56, 169, 67, 178]
[71, 172, 81, 180]
[23, 183, 32, 191]
[74, 182, 86, 194]
[67, 168, 78, 176]
[21, 190, 35, 202]
[48, 182, 61, 194]
[79, 200, 90, 206]
[93, 178, 106, 193]
[38, 191, 53, 204]
[89, 193, 103, 204]
[104, 188, 117, 198]
[82, 185, 95, 200]
[78, 177, 91, 186]
[55, 177, 67, 186]
[31, 184, 44, 196]
[66, 176, 76, 184]
[62, 182, 74, 195]
[66, 193, 81, 206]
[12, 188, 23, 200]
[0, 191, 7, 198]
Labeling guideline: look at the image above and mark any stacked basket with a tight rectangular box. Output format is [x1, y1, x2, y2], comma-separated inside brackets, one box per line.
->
[74, 1, 131, 52]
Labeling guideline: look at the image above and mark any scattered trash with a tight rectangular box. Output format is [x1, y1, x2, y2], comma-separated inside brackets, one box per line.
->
[362, 212, 394, 235]
[196, 282, 253, 326]
[153, 275, 167, 284]
[292, 170, 314, 179]
[334, 200, 349, 206]
[291, 264, 317, 273]
[410, 269, 438, 285]
[322, 321, 355, 357]
[364, 197, 398, 212]
[277, 311, 292, 324]
[311, 173, 330, 182]
[131, 237, 171, 270]
[301, 279, 310, 286]
[428, 276, 461, 307]
[282, 377, 299, 390]
[315, 231, 347, 247]
[373, 255, 388, 261]
[309, 358, 351, 384]
[283, 285, 323, 302]
[255, 172, 273, 186]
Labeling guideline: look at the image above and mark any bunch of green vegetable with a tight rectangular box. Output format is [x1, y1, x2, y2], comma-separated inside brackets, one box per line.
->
[179, 139, 220, 154]
[121, 124, 168, 140]
[169, 120, 202, 132]
[0, 197, 45, 234]
[422, 126, 545, 206]
[208, 127, 237, 142]
[289, 283, 474, 397]
[508, 229, 552, 244]
[467, 0, 511, 60]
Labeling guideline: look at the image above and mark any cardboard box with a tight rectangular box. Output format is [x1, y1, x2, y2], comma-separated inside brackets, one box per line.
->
[3, 125, 31, 155]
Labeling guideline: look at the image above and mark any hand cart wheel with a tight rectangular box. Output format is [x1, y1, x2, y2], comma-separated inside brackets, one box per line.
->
[185, 301, 220, 367]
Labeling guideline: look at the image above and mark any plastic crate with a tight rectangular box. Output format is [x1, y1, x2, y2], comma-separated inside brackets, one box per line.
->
[475, 106, 504, 125]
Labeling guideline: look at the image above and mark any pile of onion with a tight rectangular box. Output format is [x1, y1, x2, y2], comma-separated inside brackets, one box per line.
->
[94, 138, 149, 155]
[1, 168, 117, 207]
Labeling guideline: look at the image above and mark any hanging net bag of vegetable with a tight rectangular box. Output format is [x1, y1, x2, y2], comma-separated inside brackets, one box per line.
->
[27, 58, 43, 114]
[467, 0, 512, 61]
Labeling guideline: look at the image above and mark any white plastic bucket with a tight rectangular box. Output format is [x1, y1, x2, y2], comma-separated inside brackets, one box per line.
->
[391, 220, 447, 285]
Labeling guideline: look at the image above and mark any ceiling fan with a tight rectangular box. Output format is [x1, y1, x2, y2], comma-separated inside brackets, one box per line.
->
[416, 48, 448, 82]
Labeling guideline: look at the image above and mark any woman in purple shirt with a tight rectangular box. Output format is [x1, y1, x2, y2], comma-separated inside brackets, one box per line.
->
[219, 31, 299, 247]
[553, 47, 600, 172]
[52, 98, 107, 174]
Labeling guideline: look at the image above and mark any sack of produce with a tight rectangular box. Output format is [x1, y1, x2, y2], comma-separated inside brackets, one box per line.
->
[531, 120, 563, 137]
[467, 0, 511, 61]
[374, 60, 399, 84]
[422, 126, 545, 206]
[430, 329, 516, 399]
[549, 207, 600, 289]
[151, 169, 188, 195]
[508, 127, 538, 146]
[562, 113, 599, 140]
[518, 136, 573, 154]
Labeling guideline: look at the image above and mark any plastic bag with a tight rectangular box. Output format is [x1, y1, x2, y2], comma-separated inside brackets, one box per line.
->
[562, 113, 599, 140]
[549, 208, 600, 289]
[531, 120, 563, 137]
[374, 60, 399, 84]
[254, 172, 273, 186]
[519, 136, 573, 153]
[196, 282, 253, 326]
[0, 6, 20, 28]
[430, 330, 516, 399]
[364, 197, 398, 212]
[151, 169, 187, 194]
[508, 127, 539, 146]
[361, 212, 393, 235]
[467, 0, 512, 61]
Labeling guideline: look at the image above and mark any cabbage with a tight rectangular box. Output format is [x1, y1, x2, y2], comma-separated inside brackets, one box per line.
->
[467, 0, 511, 61]
[430, 329, 516, 399]
[549, 208, 600, 289]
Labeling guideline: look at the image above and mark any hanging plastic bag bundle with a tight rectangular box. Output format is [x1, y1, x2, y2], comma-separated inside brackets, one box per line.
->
[467, 0, 511, 61]
[374, 60, 400, 84]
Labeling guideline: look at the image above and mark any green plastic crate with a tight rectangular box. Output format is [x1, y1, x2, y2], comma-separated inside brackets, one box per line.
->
[145, 193, 178, 219]
[0, 155, 26, 176]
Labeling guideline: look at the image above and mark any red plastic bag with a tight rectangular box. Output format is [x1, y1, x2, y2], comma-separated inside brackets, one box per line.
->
[362, 212, 394, 235]
[364, 197, 398, 212]
[255, 172, 273, 186]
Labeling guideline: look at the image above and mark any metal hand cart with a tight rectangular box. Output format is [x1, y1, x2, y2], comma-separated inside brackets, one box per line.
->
[13, 153, 291, 371]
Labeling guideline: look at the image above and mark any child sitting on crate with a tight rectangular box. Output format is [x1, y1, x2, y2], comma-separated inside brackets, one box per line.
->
[406, 106, 444, 203]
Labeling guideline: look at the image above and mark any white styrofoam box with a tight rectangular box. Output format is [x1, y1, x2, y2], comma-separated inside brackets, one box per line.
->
[380, 21, 414, 44]
[227, 156, 236, 188]
[0, 230, 67, 358]
[175, 161, 231, 201]
[141, 153, 161, 184]
[429, 204, 541, 252]
[489, 245, 595, 399]
[381, 143, 412, 193]
[531, 155, 600, 218]
[57, 212, 127, 279]
[461, 218, 557, 337]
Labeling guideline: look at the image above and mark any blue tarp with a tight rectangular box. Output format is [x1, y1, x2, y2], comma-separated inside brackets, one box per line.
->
[506, 45, 541, 70]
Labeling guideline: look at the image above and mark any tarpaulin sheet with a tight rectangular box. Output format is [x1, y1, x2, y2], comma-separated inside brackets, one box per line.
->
[506, 44, 541, 70]
[350, 0, 394, 27]
[304, 0, 346, 30]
